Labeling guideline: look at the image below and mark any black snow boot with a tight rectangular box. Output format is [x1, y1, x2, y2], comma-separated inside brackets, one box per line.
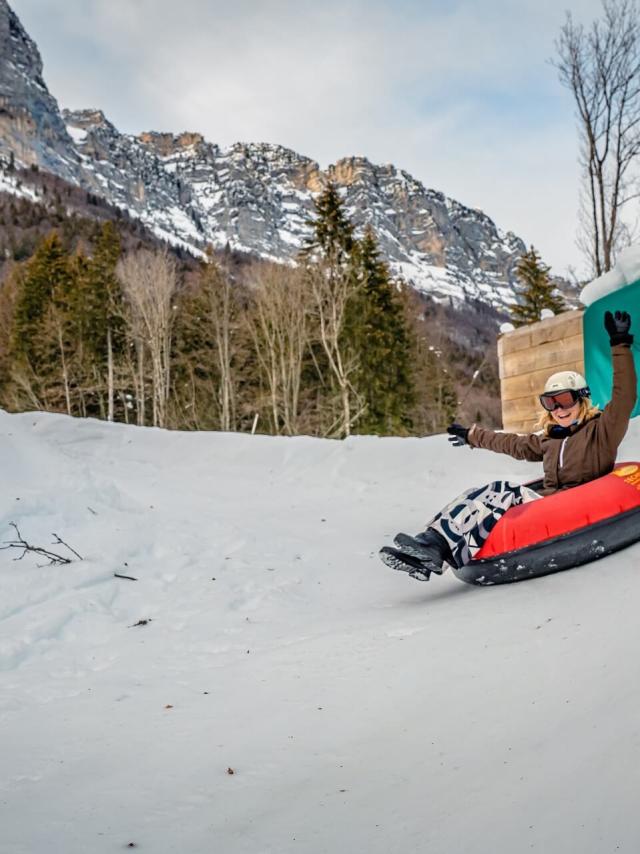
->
[379, 546, 432, 581]
[392, 529, 452, 575]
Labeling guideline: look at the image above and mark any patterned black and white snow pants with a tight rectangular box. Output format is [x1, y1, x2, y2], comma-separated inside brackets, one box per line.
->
[427, 480, 541, 569]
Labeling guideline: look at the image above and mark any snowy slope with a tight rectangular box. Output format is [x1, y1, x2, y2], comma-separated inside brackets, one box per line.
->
[0, 168, 41, 203]
[2, 410, 640, 854]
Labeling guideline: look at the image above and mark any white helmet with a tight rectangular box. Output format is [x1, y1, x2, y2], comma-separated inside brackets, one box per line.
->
[543, 370, 590, 395]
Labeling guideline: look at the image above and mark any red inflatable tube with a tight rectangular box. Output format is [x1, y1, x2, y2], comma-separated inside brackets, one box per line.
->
[454, 462, 640, 586]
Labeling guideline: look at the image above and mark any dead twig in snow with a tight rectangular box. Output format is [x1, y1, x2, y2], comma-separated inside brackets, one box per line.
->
[51, 533, 83, 560]
[1, 522, 83, 565]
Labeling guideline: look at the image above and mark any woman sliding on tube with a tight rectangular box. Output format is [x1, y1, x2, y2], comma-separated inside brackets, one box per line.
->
[380, 310, 637, 581]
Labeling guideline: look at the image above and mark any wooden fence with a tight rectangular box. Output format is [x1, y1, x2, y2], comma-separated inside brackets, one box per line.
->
[498, 310, 585, 433]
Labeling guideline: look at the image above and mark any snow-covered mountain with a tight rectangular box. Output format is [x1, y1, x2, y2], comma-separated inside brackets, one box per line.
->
[2, 407, 640, 853]
[62, 111, 527, 306]
[0, 0, 532, 309]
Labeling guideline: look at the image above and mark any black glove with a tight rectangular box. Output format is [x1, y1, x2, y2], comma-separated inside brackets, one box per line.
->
[604, 310, 633, 346]
[447, 423, 470, 447]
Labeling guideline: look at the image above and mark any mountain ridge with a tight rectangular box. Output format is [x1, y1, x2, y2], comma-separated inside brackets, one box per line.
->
[0, 0, 555, 311]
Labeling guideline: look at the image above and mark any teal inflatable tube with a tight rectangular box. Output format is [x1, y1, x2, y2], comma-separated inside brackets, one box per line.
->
[582, 279, 640, 417]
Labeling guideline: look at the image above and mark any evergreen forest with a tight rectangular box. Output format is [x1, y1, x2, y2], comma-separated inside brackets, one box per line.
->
[0, 181, 501, 437]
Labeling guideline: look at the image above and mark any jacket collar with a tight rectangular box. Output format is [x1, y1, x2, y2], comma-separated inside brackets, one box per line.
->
[547, 412, 601, 439]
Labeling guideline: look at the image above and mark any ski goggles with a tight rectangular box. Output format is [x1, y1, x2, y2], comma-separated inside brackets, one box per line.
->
[539, 388, 589, 412]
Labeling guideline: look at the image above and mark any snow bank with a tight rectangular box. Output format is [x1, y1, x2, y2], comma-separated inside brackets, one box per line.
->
[2, 409, 640, 853]
[580, 243, 640, 305]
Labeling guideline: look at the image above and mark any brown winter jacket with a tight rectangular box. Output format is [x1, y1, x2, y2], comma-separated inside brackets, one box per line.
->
[468, 344, 637, 495]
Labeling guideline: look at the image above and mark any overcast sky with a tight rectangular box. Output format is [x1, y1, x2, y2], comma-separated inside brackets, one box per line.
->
[12, 0, 607, 277]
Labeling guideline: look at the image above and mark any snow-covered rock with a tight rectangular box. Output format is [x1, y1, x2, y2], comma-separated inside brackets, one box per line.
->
[55, 112, 527, 308]
[0, 166, 40, 202]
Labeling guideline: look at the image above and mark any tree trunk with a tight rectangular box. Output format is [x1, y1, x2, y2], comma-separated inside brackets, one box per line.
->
[107, 326, 114, 422]
[57, 322, 72, 416]
[137, 342, 145, 427]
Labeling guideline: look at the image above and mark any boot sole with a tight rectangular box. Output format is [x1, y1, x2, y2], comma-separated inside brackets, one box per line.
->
[379, 547, 431, 581]
[392, 533, 445, 574]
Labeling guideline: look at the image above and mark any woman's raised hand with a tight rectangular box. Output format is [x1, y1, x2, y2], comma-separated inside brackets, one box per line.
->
[604, 310, 633, 346]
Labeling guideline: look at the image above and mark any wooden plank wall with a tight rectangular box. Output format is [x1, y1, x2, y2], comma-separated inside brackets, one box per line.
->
[498, 310, 584, 433]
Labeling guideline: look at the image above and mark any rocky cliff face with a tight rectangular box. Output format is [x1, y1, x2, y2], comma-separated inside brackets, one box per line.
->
[0, 0, 529, 310]
[0, 0, 81, 182]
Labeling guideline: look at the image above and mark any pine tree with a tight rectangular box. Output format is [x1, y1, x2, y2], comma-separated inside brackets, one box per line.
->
[0, 263, 20, 408]
[302, 181, 354, 266]
[84, 222, 122, 357]
[302, 187, 417, 435]
[11, 233, 66, 359]
[510, 246, 566, 326]
[172, 252, 256, 432]
[348, 228, 415, 434]
[84, 222, 124, 420]
[8, 227, 125, 417]
[10, 232, 77, 411]
[171, 275, 219, 431]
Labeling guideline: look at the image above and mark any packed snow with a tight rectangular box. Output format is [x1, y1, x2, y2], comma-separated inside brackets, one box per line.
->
[2, 409, 640, 854]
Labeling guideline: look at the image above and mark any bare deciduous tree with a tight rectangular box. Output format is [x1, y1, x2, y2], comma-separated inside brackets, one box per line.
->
[247, 263, 309, 435]
[307, 262, 364, 438]
[555, 0, 640, 275]
[203, 253, 238, 432]
[53, 307, 72, 416]
[5, 361, 42, 411]
[117, 249, 178, 428]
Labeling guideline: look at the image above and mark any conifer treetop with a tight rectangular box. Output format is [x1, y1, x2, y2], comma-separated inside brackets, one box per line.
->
[510, 246, 566, 327]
